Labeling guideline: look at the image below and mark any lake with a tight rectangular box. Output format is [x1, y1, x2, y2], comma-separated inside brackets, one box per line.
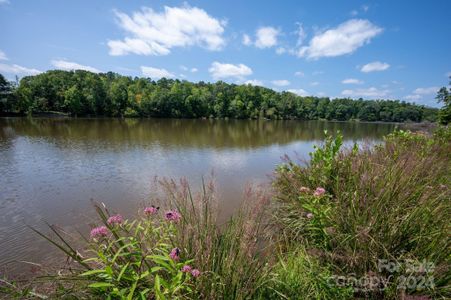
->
[0, 117, 397, 275]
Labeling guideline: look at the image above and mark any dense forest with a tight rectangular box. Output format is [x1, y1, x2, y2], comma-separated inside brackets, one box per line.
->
[0, 70, 440, 122]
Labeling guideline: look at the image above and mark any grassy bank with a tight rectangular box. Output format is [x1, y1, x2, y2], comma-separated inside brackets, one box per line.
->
[1, 128, 449, 299]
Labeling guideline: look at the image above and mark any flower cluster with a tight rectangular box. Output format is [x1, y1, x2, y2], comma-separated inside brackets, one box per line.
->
[169, 247, 180, 261]
[144, 205, 159, 215]
[165, 210, 182, 222]
[107, 214, 123, 225]
[181, 265, 201, 277]
[313, 187, 326, 197]
[90, 226, 108, 238]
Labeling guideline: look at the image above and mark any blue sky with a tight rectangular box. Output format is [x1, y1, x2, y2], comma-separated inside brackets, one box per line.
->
[1, 0, 450, 107]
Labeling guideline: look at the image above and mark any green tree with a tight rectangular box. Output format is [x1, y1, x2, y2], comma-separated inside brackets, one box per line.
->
[436, 77, 451, 124]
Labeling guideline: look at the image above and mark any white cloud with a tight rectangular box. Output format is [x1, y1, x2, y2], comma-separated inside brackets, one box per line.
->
[412, 86, 439, 95]
[141, 66, 175, 79]
[341, 87, 389, 98]
[108, 5, 226, 56]
[294, 71, 305, 77]
[275, 47, 286, 55]
[0, 63, 41, 75]
[362, 5, 370, 12]
[255, 26, 279, 49]
[244, 79, 263, 86]
[404, 94, 421, 101]
[361, 61, 390, 73]
[0, 0, 10, 5]
[295, 23, 306, 46]
[0, 50, 7, 60]
[403, 86, 440, 104]
[445, 71, 451, 78]
[350, 10, 359, 16]
[209, 61, 252, 80]
[342, 78, 363, 84]
[190, 68, 198, 73]
[51, 60, 101, 73]
[287, 88, 309, 96]
[242, 34, 252, 46]
[271, 79, 290, 87]
[298, 19, 382, 59]
[310, 81, 320, 86]
[180, 65, 188, 71]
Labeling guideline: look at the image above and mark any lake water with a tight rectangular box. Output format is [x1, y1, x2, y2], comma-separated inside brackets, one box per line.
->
[0, 118, 397, 275]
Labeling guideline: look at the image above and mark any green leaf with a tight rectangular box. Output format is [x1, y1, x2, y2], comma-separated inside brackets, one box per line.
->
[80, 269, 106, 277]
[88, 282, 114, 288]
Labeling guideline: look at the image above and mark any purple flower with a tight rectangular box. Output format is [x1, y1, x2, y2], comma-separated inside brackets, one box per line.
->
[90, 226, 108, 238]
[306, 213, 314, 219]
[107, 214, 123, 225]
[165, 210, 182, 222]
[299, 186, 310, 193]
[144, 205, 159, 215]
[169, 247, 180, 261]
[191, 269, 201, 277]
[313, 187, 326, 197]
[181, 265, 192, 273]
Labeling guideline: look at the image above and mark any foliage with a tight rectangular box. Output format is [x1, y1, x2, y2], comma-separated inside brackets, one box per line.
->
[154, 178, 272, 300]
[273, 128, 451, 299]
[436, 76, 451, 124]
[28, 203, 199, 299]
[0, 70, 438, 122]
[258, 247, 353, 299]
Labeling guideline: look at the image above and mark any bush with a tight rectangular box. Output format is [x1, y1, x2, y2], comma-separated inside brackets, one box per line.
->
[273, 128, 451, 298]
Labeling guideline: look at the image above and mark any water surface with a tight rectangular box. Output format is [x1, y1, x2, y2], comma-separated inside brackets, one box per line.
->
[0, 118, 397, 275]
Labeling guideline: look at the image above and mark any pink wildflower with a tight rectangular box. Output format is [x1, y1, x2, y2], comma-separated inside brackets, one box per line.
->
[90, 226, 108, 238]
[144, 205, 159, 215]
[181, 265, 192, 273]
[313, 187, 326, 197]
[300, 186, 310, 193]
[191, 269, 201, 277]
[306, 213, 314, 219]
[169, 247, 180, 261]
[165, 210, 182, 222]
[107, 214, 123, 225]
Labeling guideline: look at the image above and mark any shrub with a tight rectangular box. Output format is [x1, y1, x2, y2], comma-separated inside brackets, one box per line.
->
[273, 128, 451, 299]
[30, 203, 200, 299]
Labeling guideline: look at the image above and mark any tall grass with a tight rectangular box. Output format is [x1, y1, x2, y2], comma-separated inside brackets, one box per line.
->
[156, 177, 273, 299]
[273, 128, 451, 299]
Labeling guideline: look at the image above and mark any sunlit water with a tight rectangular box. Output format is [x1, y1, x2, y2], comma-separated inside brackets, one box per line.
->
[0, 118, 398, 275]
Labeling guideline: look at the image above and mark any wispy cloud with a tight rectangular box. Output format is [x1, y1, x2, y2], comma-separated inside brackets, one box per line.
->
[242, 34, 252, 46]
[412, 86, 439, 95]
[342, 87, 390, 98]
[287, 88, 309, 96]
[209, 62, 252, 80]
[0, 63, 41, 75]
[51, 60, 101, 73]
[108, 5, 226, 56]
[244, 79, 263, 86]
[271, 79, 290, 87]
[342, 78, 363, 84]
[360, 61, 390, 73]
[298, 19, 382, 59]
[0, 50, 7, 61]
[294, 71, 305, 77]
[141, 66, 175, 79]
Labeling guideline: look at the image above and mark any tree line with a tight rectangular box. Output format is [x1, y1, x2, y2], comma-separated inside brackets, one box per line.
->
[0, 70, 440, 122]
